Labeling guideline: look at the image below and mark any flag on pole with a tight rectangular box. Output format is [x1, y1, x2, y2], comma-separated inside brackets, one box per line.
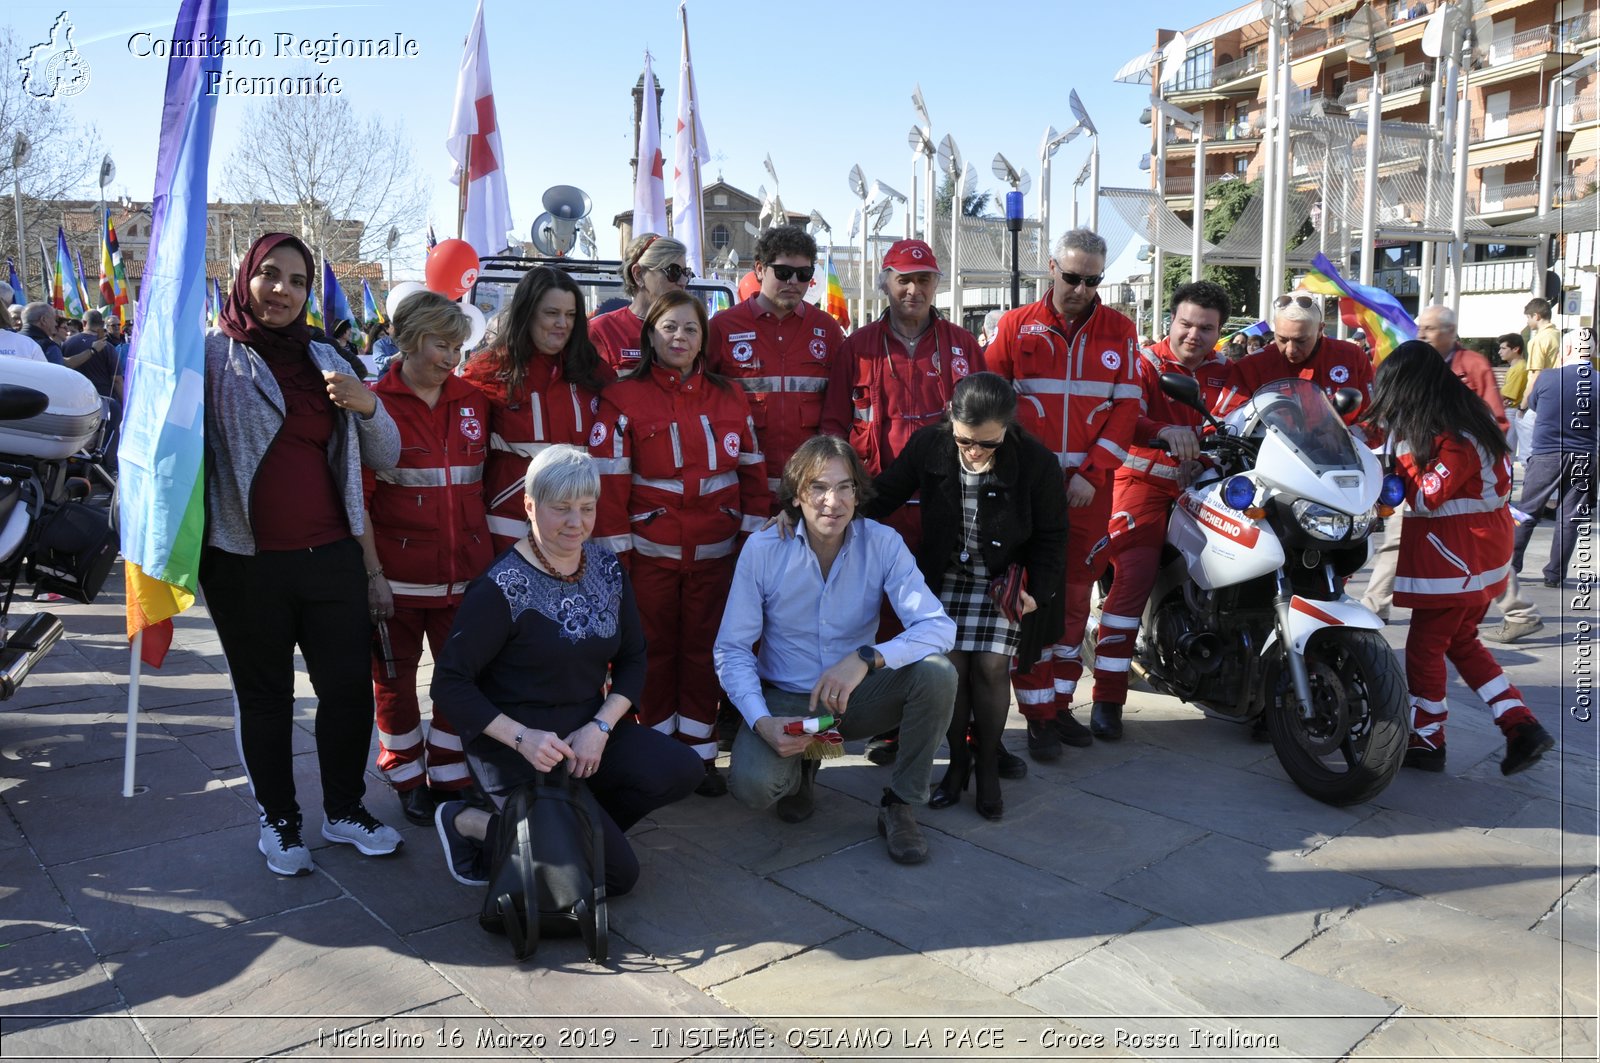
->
[119, 0, 228, 668]
[54, 228, 86, 317]
[321, 258, 353, 331]
[1215, 319, 1270, 352]
[73, 247, 93, 316]
[5, 258, 24, 304]
[305, 281, 324, 330]
[446, 0, 514, 257]
[632, 52, 667, 238]
[672, 2, 709, 276]
[212, 278, 224, 326]
[822, 246, 850, 331]
[362, 278, 385, 324]
[1299, 252, 1416, 362]
[426, 222, 438, 250]
[100, 208, 130, 323]
[37, 237, 52, 302]
[204, 277, 216, 326]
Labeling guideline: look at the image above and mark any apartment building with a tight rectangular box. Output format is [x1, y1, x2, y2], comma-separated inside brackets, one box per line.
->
[1127, 0, 1596, 337]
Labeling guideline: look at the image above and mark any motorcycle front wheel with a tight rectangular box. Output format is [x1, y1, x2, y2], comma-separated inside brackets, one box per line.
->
[1267, 628, 1407, 806]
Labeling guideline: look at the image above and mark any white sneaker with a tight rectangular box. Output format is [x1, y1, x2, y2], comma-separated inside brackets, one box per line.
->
[321, 805, 403, 856]
[259, 815, 314, 876]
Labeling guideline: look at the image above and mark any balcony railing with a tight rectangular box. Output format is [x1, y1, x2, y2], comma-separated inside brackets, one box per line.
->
[1289, 26, 1329, 59]
[1556, 9, 1598, 51]
[1372, 260, 1537, 297]
[1568, 93, 1599, 126]
[1213, 52, 1266, 85]
[1169, 121, 1264, 144]
[1487, 24, 1555, 66]
[1471, 101, 1546, 141]
[1479, 180, 1542, 213]
[1338, 62, 1429, 106]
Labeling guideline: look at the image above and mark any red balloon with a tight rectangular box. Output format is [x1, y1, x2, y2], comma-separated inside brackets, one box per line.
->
[737, 270, 760, 300]
[426, 239, 481, 299]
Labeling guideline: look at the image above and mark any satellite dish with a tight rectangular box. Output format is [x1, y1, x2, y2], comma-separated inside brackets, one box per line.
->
[1420, 5, 1455, 57]
[724, 248, 740, 269]
[1466, 7, 1493, 66]
[992, 152, 1016, 185]
[908, 125, 932, 155]
[1160, 31, 1189, 86]
[912, 82, 930, 127]
[1344, 3, 1395, 65]
[808, 209, 831, 233]
[1068, 90, 1096, 135]
[1139, 153, 1152, 172]
[386, 226, 400, 251]
[962, 162, 979, 191]
[542, 184, 591, 221]
[937, 134, 962, 178]
[743, 220, 761, 237]
[1017, 169, 1032, 197]
[847, 164, 867, 199]
[872, 180, 908, 203]
[98, 154, 115, 189]
[11, 132, 30, 168]
[530, 213, 571, 256]
[1039, 126, 1060, 159]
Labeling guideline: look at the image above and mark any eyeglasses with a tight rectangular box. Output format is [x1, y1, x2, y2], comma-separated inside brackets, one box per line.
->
[653, 264, 696, 283]
[803, 480, 857, 503]
[952, 433, 1004, 451]
[766, 264, 815, 283]
[1057, 269, 1103, 289]
[1273, 294, 1320, 310]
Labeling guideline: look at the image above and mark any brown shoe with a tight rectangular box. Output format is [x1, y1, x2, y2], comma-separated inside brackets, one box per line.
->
[876, 799, 928, 864]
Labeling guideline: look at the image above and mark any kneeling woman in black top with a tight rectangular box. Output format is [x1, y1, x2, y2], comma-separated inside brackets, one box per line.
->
[862, 373, 1068, 820]
[430, 444, 702, 893]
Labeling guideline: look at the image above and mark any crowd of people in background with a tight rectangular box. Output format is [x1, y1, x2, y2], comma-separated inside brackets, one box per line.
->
[1, 225, 1588, 914]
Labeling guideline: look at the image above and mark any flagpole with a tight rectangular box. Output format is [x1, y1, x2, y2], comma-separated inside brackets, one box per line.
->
[680, 3, 704, 267]
[124, 632, 144, 796]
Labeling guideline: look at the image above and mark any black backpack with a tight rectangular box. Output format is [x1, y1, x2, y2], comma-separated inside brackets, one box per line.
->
[478, 765, 608, 962]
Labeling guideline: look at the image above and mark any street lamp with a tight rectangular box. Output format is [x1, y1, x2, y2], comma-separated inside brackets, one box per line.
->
[993, 153, 1032, 308]
[1038, 122, 1082, 273]
[848, 164, 871, 324]
[936, 135, 966, 321]
[386, 226, 399, 288]
[11, 133, 29, 273]
[909, 83, 935, 241]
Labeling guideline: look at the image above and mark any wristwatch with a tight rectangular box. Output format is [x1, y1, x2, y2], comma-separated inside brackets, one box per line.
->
[857, 645, 879, 672]
[592, 718, 612, 734]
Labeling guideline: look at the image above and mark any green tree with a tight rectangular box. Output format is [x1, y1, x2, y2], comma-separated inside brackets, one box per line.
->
[935, 173, 994, 219]
[1160, 177, 1259, 320]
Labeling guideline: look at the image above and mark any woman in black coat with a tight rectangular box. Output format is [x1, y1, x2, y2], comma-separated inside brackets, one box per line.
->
[861, 372, 1068, 819]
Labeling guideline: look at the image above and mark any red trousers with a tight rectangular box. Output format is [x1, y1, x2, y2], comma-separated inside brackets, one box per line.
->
[632, 556, 735, 763]
[1012, 488, 1114, 720]
[373, 603, 470, 791]
[1090, 487, 1174, 705]
[1405, 600, 1535, 750]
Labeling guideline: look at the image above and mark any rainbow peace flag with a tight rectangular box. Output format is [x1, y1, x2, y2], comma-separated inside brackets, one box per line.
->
[1216, 319, 1270, 352]
[73, 248, 94, 316]
[119, 0, 228, 668]
[53, 227, 86, 317]
[362, 278, 384, 324]
[822, 246, 850, 331]
[1299, 252, 1416, 362]
[100, 209, 130, 324]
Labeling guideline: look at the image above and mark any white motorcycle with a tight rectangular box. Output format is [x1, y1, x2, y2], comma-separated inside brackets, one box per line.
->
[1088, 375, 1408, 806]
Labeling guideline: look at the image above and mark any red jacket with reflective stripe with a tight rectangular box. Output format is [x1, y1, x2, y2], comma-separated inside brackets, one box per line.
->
[589, 363, 771, 568]
[842, 314, 983, 475]
[589, 306, 646, 375]
[459, 351, 613, 542]
[1216, 336, 1373, 420]
[1119, 340, 1232, 499]
[1445, 346, 1510, 434]
[982, 296, 1142, 489]
[363, 368, 494, 605]
[707, 296, 849, 485]
[1393, 432, 1513, 609]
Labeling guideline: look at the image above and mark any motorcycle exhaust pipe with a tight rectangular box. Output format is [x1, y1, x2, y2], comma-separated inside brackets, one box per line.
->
[1177, 631, 1224, 674]
[0, 612, 65, 700]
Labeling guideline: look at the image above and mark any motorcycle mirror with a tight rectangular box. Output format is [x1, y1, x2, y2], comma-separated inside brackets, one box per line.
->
[1331, 387, 1363, 418]
[1159, 372, 1204, 411]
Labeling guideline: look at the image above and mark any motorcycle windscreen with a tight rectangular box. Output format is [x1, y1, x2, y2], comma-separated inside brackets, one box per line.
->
[1242, 379, 1363, 470]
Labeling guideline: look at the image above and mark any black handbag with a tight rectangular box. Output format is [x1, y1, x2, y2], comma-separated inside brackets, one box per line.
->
[479, 764, 609, 963]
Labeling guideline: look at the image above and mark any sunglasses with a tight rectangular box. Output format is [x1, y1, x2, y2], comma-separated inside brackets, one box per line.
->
[653, 263, 696, 283]
[952, 433, 1004, 451]
[1057, 269, 1103, 288]
[766, 264, 815, 283]
[1273, 294, 1320, 310]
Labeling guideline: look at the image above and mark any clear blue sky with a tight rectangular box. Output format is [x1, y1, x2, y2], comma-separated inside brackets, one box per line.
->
[15, 0, 1211, 281]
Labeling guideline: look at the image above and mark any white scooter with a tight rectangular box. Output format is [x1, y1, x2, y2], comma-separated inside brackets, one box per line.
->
[1088, 374, 1408, 805]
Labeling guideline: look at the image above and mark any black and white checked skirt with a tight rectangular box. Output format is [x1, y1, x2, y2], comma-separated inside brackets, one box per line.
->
[939, 565, 1019, 656]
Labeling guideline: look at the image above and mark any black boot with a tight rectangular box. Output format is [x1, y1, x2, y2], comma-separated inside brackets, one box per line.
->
[776, 759, 818, 822]
[1090, 700, 1124, 740]
[1501, 721, 1554, 776]
[399, 785, 436, 826]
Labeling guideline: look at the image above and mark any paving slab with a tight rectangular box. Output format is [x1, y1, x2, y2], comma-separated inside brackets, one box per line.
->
[1469, 745, 1600, 812]
[1112, 702, 1281, 770]
[1366, 755, 1540, 828]
[0, 699, 182, 772]
[1288, 887, 1595, 1057]
[279, 997, 532, 1059]
[772, 832, 1149, 996]
[311, 822, 464, 938]
[714, 928, 1136, 1060]
[0, 928, 121, 1032]
[112, 897, 457, 1060]
[1304, 808, 1583, 928]
[1074, 745, 1373, 852]
[607, 827, 854, 990]
[1491, 796, 1600, 869]
[1346, 1010, 1558, 1060]
[47, 822, 342, 958]
[8, 745, 256, 866]
[1107, 832, 1383, 957]
[0, 841, 77, 947]
[1533, 872, 1599, 950]
[1016, 917, 1392, 1061]
[0, 1011, 158, 1060]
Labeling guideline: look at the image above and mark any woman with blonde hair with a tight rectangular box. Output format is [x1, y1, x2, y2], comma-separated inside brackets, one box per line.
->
[588, 234, 693, 373]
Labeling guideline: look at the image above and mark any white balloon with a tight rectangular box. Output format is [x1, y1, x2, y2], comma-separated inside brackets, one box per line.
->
[458, 300, 487, 352]
[385, 281, 427, 320]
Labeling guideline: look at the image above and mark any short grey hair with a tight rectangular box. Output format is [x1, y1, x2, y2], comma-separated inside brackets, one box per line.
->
[84, 309, 104, 329]
[1273, 300, 1324, 330]
[982, 309, 1003, 337]
[22, 301, 55, 329]
[1052, 228, 1108, 263]
[523, 444, 600, 504]
[1416, 304, 1455, 328]
[0, 282, 11, 306]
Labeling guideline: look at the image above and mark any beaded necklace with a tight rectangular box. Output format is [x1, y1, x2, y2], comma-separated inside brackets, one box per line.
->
[526, 533, 586, 584]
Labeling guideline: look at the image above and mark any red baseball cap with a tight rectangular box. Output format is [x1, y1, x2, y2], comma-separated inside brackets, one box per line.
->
[881, 239, 941, 276]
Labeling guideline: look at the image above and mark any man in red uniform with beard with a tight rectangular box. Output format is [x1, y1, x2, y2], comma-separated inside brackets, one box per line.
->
[708, 224, 849, 506]
[1215, 295, 1372, 419]
[985, 228, 1141, 761]
[1087, 282, 1233, 739]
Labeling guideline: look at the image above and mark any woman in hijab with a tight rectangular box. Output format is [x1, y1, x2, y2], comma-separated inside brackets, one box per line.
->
[203, 232, 405, 877]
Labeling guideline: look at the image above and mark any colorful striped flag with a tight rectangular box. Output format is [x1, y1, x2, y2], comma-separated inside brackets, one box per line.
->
[305, 280, 323, 330]
[5, 258, 24, 304]
[54, 228, 87, 317]
[118, 0, 228, 668]
[321, 257, 353, 331]
[37, 237, 52, 303]
[1299, 252, 1416, 362]
[100, 208, 131, 324]
[1215, 319, 1270, 351]
[212, 278, 224, 326]
[822, 245, 850, 331]
[362, 278, 385, 324]
[73, 247, 94, 317]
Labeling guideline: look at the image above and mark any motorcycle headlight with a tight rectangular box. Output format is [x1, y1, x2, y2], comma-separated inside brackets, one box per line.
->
[1291, 498, 1352, 541]
[1350, 506, 1376, 539]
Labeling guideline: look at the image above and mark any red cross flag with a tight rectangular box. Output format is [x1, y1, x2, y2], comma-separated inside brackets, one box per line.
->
[447, 0, 514, 257]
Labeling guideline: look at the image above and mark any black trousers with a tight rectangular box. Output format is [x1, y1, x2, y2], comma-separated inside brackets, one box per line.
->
[469, 707, 702, 897]
[200, 538, 375, 822]
[1512, 451, 1595, 584]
